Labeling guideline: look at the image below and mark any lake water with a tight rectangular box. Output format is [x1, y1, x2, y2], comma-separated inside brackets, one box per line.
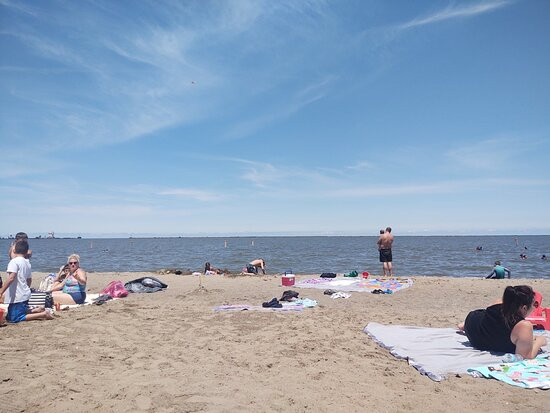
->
[1, 236, 549, 278]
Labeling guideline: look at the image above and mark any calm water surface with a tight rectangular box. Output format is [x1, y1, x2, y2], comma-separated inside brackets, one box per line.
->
[1, 236, 549, 279]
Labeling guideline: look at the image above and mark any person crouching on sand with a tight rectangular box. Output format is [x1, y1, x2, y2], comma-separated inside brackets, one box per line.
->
[485, 261, 511, 279]
[458, 285, 547, 359]
[247, 259, 266, 275]
[52, 254, 87, 305]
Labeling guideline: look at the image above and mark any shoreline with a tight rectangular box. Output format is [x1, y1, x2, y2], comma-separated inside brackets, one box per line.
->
[2, 273, 549, 412]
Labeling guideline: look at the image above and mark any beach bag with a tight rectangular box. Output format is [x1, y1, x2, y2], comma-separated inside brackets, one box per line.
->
[39, 273, 56, 292]
[100, 281, 129, 298]
[28, 291, 53, 308]
[320, 272, 337, 278]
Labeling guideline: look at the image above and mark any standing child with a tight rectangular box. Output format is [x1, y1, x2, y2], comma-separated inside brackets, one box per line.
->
[0, 240, 53, 323]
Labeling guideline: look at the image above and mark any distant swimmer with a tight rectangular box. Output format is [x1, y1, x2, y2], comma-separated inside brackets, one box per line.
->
[476, 246, 483, 251]
[486, 261, 511, 279]
[377, 227, 394, 277]
[542, 255, 547, 260]
[520, 254, 527, 260]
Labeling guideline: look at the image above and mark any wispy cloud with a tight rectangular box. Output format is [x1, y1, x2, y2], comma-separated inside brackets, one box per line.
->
[346, 161, 374, 171]
[322, 177, 550, 198]
[445, 136, 533, 170]
[398, 0, 512, 30]
[156, 188, 222, 202]
[1, 1, 340, 153]
[224, 75, 336, 140]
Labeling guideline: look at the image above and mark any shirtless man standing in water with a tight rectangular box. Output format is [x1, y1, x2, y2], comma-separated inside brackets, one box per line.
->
[377, 227, 394, 276]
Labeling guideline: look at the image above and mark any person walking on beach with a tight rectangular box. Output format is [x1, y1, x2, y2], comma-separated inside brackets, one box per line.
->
[377, 227, 394, 276]
[486, 261, 511, 279]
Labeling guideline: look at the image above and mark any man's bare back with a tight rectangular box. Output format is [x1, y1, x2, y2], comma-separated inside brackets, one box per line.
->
[378, 232, 394, 250]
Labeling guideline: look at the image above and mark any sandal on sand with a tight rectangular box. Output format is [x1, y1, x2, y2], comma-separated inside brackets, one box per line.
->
[323, 289, 337, 295]
[372, 289, 384, 294]
[262, 298, 282, 308]
[93, 294, 113, 306]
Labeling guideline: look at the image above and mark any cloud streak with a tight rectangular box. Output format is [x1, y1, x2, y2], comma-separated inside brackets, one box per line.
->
[398, 0, 511, 30]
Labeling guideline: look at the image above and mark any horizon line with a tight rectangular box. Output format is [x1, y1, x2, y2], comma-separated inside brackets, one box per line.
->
[1, 233, 549, 239]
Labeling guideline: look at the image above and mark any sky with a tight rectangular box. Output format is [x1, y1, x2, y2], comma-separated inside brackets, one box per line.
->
[1, 0, 549, 237]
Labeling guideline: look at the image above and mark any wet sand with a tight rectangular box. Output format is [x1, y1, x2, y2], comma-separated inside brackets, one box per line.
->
[1, 273, 549, 412]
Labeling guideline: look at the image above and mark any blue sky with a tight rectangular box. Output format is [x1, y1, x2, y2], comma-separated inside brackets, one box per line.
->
[1, 0, 549, 237]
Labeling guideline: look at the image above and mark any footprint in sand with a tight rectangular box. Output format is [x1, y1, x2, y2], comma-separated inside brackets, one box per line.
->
[135, 395, 152, 410]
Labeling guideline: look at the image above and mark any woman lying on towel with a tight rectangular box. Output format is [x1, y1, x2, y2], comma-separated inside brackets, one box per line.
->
[52, 254, 87, 305]
[458, 285, 547, 359]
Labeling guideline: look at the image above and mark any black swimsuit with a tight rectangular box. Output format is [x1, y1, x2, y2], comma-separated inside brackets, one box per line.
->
[379, 248, 392, 263]
[464, 304, 520, 353]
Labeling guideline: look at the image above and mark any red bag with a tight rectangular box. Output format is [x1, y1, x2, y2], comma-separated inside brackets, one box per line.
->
[100, 280, 129, 298]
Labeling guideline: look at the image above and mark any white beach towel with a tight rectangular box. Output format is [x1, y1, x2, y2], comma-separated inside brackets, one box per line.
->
[60, 293, 103, 309]
[364, 322, 550, 381]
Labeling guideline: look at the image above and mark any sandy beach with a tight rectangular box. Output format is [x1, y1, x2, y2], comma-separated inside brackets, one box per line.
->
[1, 273, 549, 412]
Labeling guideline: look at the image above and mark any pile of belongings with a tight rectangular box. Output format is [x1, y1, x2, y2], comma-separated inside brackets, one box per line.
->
[124, 276, 168, 293]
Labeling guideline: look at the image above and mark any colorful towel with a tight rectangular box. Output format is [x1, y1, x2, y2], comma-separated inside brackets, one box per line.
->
[297, 277, 413, 293]
[468, 355, 550, 389]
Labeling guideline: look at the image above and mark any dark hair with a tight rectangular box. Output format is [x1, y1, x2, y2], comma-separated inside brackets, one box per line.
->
[495, 260, 501, 266]
[379, 229, 385, 234]
[386, 227, 392, 233]
[501, 285, 534, 328]
[15, 232, 28, 240]
[205, 262, 211, 272]
[14, 239, 29, 254]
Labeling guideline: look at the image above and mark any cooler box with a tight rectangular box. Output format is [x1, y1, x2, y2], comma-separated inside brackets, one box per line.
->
[282, 272, 295, 286]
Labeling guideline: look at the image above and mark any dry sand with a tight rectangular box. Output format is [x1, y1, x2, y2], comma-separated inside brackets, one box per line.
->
[1, 273, 549, 412]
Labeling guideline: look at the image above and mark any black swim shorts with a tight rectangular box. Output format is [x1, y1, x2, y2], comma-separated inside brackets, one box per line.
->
[379, 248, 392, 263]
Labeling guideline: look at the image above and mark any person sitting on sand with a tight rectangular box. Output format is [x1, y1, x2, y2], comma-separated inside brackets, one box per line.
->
[247, 259, 266, 275]
[485, 261, 511, 279]
[458, 285, 547, 358]
[204, 262, 221, 275]
[49, 264, 70, 292]
[52, 254, 87, 305]
[0, 240, 53, 322]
